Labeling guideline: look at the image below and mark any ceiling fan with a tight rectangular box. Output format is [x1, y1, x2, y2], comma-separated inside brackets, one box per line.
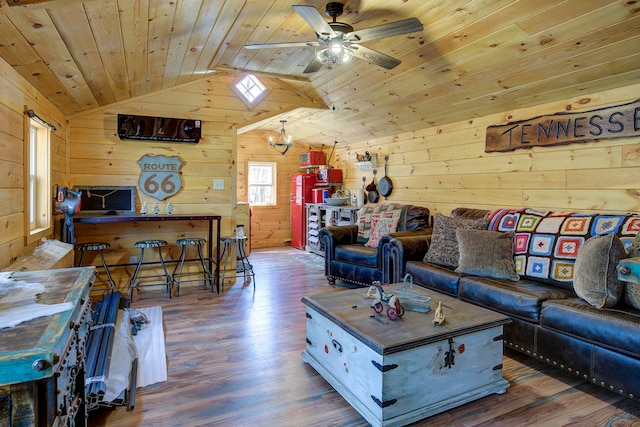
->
[244, 2, 423, 74]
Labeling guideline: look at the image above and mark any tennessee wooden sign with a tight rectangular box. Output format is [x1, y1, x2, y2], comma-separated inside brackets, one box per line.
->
[486, 99, 640, 152]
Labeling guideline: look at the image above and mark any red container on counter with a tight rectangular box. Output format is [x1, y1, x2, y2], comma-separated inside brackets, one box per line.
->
[312, 187, 331, 203]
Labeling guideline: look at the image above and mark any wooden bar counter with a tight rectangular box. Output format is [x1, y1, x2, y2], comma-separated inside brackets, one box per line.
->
[73, 214, 222, 292]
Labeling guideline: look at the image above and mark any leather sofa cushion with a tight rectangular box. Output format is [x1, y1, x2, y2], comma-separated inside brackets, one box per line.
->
[450, 207, 490, 219]
[458, 276, 575, 322]
[406, 261, 462, 295]
[405, 206, 431, 230]
[335, 244, 377, 267]
[541, 298, 640, 358]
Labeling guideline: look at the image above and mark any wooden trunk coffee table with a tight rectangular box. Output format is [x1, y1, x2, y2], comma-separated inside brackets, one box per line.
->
[301, 283, 510, 427]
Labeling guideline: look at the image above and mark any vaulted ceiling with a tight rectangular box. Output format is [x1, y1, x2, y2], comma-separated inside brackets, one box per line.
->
[1, 0, 639, 144]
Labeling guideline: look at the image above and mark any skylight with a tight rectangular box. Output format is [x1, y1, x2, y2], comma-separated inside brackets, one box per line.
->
[235, 75, 266, 104]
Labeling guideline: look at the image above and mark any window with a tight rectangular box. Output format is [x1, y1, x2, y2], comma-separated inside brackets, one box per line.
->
[248, 162, 276, 206]
[26, 117, 51, 240]
[233, 75, 267, 107]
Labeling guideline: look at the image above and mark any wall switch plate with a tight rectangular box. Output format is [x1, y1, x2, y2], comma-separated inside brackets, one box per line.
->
[213, 179, 224, 190]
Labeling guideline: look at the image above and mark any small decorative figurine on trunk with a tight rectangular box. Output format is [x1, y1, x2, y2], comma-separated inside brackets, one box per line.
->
[433, 301, 446, 325]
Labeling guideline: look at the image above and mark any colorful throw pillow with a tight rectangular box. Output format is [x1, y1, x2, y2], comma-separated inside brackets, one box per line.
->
[423, 213, 489, 268]
[365, 216, 400, 248]
[573, 233, 627, 308]
[487, 208, 640, 289]
[455, 229, 519, 281]
[356, 205, 383, 241]
[356, 203, 408, 242]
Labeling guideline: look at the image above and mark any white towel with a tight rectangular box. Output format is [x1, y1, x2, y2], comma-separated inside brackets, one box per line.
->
[132, 306, 168, 388]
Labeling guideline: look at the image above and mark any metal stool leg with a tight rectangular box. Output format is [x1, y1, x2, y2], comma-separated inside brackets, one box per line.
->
[77, 250, 85, 267]
[172, 245, 188, 297]
[197, 243, 214, 292]
[236, 238, 255, 289]
[220, 239, 234, 291]
[156, 247, 173, 299]
[129, 247, 145, 300]
[172, 239, 214, 295]
[99, 249, 116, 291]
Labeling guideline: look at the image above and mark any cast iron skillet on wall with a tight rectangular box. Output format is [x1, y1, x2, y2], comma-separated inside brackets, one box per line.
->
[367, 170, 380, 203]
[378, 155, 393, 198]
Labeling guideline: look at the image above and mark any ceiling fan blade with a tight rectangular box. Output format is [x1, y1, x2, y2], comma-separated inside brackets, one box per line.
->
[346, 17, 423, 43]
[303, 58, 324, 74]
[351, 45, 401, 70]
[245, 41, 319, 50]
[292, 5, 336, 38]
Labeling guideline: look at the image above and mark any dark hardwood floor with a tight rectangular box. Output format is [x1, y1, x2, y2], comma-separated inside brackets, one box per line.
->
[91, 247, 640, 427]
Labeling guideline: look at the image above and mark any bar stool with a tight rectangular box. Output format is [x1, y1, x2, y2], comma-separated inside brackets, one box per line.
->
[172, 237, 214, 296]
[74, 242, 116, 292]
[129, 239, 173, 300]
[219, 235, 255, 290]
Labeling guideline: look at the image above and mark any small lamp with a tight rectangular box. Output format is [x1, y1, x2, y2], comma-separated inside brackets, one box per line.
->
[269, 120, 292, 155]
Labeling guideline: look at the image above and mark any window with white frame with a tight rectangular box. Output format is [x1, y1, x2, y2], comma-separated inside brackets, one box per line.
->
[233, 75, 267, 107]
[248, 162, 276, 206]
[27, 118, 51, 238]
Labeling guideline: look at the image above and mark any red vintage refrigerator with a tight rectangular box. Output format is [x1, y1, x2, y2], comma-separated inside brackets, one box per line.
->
[291, 173, 317, 249]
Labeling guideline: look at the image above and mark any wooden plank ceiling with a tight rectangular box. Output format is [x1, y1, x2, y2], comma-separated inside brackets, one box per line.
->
[1, 0, 639, 144]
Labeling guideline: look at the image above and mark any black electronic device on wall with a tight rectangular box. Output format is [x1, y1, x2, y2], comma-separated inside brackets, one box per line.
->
[117, 114, 201, 143]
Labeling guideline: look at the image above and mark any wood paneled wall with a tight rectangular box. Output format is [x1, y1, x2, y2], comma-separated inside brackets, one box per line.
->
[329, 84, 640, 217]
[236, 84, 640, 251]
[236, 130, 328, 249]
[2, 48, 640, 272]
[67, 78, 234, 291]
[0, 61, 321, 282]
[0, 57, 68, 269]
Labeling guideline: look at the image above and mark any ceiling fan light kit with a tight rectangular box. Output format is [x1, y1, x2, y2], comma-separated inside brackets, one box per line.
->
[269, 120, 293, 155]
[244, 2, 423, 74]
[316, 42, 353, 64]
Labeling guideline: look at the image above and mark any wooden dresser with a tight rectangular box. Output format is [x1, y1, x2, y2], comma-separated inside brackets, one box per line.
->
[0, 267, 94, 427]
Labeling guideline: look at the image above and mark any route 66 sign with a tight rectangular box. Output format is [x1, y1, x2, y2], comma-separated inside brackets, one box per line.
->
[138, 155, 183, 200]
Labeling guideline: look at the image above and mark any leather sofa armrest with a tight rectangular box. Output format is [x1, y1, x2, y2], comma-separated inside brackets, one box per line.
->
[387, 233, 432, 283]
[381, 229, 431, 270]
[389, 229, 432, 239]
[374, 230, 431, 280]
[318, 225, 359, 259]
